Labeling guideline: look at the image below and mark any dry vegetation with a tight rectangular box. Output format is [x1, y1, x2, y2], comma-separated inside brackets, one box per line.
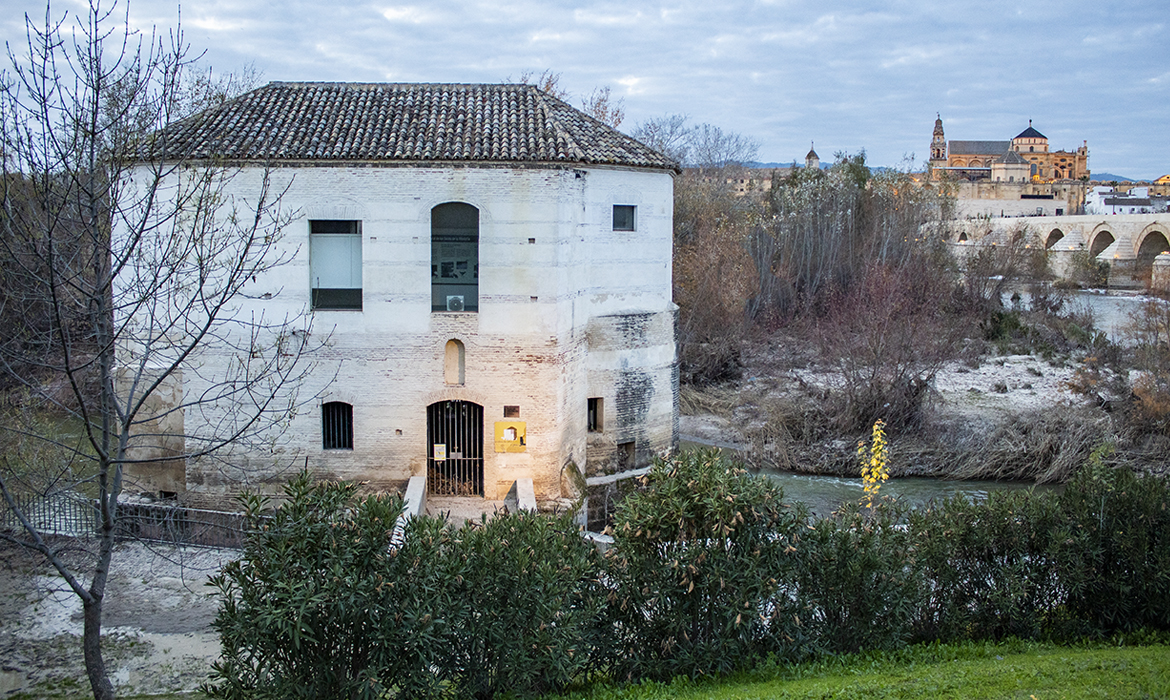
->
[666, 148, 1170, 483]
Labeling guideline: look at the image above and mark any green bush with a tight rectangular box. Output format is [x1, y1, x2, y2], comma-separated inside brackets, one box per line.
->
[605, 450, 809, 681]
[799, 502, 922, 653]
[1053, 455, 1170, 634]
[205, 473, 460, 700]
[206, 473, 603, 700]
[910, 490, 1062, 642]
[447, 511, 605, 699]
[205, 457, 1170, 696]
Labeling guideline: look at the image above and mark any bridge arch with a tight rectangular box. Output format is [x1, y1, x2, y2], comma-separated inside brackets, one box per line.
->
[1088, 228, 1115, 259]
[1136, 229, 1170, 281]
[1135, 223, 1170, 256]
[1045, 228, 1064, 249]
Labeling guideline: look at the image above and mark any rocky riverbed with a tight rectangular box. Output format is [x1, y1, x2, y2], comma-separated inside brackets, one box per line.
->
[0, 540, 232, 698]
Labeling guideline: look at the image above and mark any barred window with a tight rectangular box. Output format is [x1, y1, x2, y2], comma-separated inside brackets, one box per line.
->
[322, 402, 353, 450]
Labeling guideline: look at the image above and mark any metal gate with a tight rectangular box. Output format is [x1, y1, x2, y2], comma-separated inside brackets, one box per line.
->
[426, 400, 484, 496]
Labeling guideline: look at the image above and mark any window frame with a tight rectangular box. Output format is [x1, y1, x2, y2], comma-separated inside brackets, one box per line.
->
[612, 205, 636, 232]
[322, 401, 354, 450]
[431, 203, 480, 313]
[587, 397, 604, 433]
[309, 220, 363, 311]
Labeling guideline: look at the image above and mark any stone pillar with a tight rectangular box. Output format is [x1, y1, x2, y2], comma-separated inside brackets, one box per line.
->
[1152, 253, 1170, 294]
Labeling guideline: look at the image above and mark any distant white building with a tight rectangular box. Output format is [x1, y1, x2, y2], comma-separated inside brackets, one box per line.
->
[123, 82, 679, 507]
[1086, 186, 1166, 215]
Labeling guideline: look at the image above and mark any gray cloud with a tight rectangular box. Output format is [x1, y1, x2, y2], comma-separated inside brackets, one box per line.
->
[2, 0, 1164, 177]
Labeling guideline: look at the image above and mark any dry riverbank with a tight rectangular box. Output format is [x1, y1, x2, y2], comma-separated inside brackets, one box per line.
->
[680, 335, 1165, 482]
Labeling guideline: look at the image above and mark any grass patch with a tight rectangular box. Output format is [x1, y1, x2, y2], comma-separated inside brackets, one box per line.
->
[563, 639, 1170, 700]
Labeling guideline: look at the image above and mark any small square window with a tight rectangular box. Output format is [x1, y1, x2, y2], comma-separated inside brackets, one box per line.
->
[612, 205, 636, 231]
[504, 405, 520, 418]
[587, 398, 603, 433]
[322, 401, 353, 450]
[617, 440, 635, 469]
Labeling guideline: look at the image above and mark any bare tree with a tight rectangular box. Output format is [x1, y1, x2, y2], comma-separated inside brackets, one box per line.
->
[513, 70, 625, 128]
[0, 2, 316, 698]
[579, 85, 624, 129]
[513, 69, 570, 101]
[686, 123, 759, 170]
[631, 114, 690, 164]
[753, 153, 951, 320]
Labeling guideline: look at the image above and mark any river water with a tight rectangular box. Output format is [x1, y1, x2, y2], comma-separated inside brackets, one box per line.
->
[679, 441, 1060, 517]
[760, 470, 1059, 518]
[1011, 287, 1156, 343]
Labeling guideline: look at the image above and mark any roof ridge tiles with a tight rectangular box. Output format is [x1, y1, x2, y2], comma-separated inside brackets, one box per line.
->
[141, 82, 676, 169]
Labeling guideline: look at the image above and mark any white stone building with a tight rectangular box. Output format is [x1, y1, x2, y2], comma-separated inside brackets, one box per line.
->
[125, 83, 679, 507]
[1086, 186, 1166, 215]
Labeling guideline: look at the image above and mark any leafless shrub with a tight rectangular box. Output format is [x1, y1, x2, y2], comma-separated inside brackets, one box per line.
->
[955, 223, 1035, 313]
[678, 384, 738, 418]
[752, 154, 952, 322]
[1120, 298, 1170, 437]
[904, 407, 1114, 483]
[814, 260, 964, 433]
[673, 171, 761, 385]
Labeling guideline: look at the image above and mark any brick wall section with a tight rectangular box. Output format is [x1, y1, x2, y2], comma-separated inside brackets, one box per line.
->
[120, 163, 677, 508]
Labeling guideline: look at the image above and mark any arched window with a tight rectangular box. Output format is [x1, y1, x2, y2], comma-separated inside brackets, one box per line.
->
[322, 402, 353, 450]
[444, 339, 466, 385]
[432, 203, 479, 312]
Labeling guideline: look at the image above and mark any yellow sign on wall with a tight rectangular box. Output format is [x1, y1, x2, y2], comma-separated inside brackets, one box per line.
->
[494, 421, 527, 453]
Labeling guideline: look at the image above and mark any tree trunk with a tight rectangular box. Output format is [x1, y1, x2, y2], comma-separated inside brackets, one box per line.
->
[82, 593, 114, 700]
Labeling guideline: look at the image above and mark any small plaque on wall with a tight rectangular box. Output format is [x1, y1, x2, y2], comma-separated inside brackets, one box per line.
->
[494, 421, 527, 453]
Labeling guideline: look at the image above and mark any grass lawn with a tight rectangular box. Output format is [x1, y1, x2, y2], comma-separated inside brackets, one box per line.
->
[565, 639, 1170, 700]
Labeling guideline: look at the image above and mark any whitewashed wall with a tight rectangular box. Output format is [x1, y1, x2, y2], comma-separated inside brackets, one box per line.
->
[123, 162, 676, 506]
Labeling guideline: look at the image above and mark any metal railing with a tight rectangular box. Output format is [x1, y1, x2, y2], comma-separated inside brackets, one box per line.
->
[1, 492, 252, 548]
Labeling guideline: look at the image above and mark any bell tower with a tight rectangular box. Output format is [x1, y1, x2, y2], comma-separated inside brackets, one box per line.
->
[930, 114, 947, 164]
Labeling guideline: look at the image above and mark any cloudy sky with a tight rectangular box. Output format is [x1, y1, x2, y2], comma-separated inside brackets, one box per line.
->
[3, 0, 1166, 178]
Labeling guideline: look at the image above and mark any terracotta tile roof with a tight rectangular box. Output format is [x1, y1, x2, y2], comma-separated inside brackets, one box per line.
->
[145, 82, 676, 170]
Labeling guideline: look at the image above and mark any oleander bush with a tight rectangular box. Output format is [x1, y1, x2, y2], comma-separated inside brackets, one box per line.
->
[604, 449, 810, 681]
[1052, 452, 1170, 635]
[206, 472, 602, 700]
[799, 501, 921, 654]
[207, 455, 1170, 698]
[447, 510, 605, 699]
[205, 474, 461, 700]
[909, 489, 1062, 642]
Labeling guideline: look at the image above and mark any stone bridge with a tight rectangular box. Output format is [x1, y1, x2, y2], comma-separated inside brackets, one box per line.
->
[947, 213, 1170, 289]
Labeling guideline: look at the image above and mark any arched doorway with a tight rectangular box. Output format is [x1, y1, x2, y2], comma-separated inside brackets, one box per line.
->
[1089, 230, 1115, 259]
[427, 400, 484, 496]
